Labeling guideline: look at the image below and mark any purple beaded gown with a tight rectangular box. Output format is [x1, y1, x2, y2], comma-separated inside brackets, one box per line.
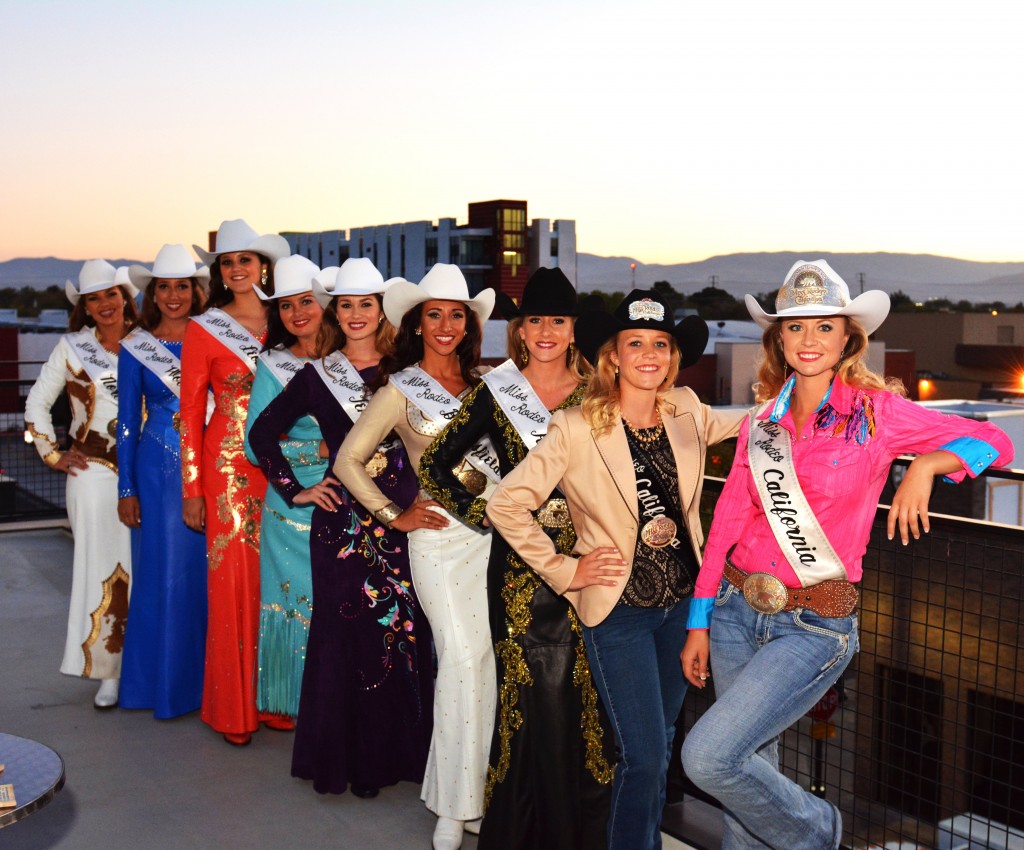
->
[247, 362, 432, 794]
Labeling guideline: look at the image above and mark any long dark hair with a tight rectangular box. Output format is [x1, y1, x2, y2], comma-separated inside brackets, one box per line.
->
[261, 295, 326, 355]
[138, 278, 206, 331]
[68, 285, 140, 332]
[370, 302, 482, 391]
[204, 253, 275, 311]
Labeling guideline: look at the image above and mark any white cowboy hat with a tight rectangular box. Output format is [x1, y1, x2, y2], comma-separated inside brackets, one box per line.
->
[311, 257, 391, 304]
[65, 259, 140, 305]
[383, 263, 495, 328]
[255, 254, 329, 307]
[129, 244, 211, 290]
[744, 259, 891, 335]
[193, 219, 291, 266]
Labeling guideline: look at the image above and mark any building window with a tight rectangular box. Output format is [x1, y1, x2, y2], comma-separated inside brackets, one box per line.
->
[873, 666, 943, 821]
[499, 208, 526, 232]
[969, 690, 1024, 830]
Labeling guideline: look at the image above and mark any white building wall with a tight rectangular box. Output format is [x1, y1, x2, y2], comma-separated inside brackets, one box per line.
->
[437, 219, 454, 265]
[319, 230, 344, 268]
[554, 219, 577, 285]
[403, 221, 429, 281]
[530, 218, 551, 273]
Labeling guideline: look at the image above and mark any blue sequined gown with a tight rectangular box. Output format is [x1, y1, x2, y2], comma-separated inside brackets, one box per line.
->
[248, 362, 432, 794]
[117, 338, 208, 718]
[244, 357, 327, 720]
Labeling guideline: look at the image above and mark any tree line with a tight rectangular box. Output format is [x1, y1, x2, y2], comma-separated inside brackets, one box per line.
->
[0, 286, 70, 316]
[579, 282, 1024, 320]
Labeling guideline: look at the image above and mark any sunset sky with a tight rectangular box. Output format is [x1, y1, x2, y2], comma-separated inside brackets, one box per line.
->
[2, 0, 1020, 265]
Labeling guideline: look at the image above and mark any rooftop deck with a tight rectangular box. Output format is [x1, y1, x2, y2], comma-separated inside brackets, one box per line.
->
[1, 528, 694, 849]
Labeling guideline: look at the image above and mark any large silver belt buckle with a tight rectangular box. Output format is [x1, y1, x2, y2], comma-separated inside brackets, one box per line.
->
[742, 572, 789, 614]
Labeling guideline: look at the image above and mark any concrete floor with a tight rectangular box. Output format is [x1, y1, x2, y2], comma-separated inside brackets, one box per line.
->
[1, 528, 694, 849]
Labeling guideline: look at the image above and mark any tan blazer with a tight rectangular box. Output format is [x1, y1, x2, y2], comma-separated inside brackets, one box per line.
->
[486, 386, 745, 627]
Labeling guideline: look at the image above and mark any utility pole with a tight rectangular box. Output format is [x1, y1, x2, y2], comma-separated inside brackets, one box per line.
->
[709, 274, 718, 289]
[630, 263, 637, 288]
[857, 272, 865, 294]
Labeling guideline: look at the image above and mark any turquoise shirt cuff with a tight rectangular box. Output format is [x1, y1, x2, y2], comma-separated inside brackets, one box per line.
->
[687, 596, 715, 630]
[939, 436, 1000, 482]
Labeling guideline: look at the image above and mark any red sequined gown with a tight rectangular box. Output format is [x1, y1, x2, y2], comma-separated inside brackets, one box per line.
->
[180, 319, 269, 736]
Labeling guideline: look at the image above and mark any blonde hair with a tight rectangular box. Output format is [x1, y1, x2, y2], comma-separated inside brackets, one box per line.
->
[754, 317, 904, 403]
[506, 316, 592, 382]
[581, 334, 681, 434]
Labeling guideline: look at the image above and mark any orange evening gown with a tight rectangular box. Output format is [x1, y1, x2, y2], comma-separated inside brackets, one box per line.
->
[180, 318, 269, 736]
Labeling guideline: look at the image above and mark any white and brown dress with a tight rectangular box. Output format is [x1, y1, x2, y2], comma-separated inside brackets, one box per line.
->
[25, 331, 132, 679]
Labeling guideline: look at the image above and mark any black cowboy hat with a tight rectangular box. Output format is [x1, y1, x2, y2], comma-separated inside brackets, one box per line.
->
[494, 267, 581, 319]
[575, 289, 709, 368]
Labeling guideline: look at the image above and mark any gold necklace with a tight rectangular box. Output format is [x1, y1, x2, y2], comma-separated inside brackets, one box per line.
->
[623, 410, 663, 444]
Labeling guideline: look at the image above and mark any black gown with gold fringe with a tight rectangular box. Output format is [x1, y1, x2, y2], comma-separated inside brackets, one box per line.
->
[420, 381, 614, 850]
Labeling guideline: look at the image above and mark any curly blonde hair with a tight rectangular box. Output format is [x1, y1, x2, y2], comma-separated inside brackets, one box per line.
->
[505, 316, 592, 382]
[754, 317, 904, 403]
[582, 334, 681, 434]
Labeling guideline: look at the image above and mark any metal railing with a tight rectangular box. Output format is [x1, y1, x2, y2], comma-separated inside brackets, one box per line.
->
[667, 468, 1024, 850]
[0, 375, 69, 522]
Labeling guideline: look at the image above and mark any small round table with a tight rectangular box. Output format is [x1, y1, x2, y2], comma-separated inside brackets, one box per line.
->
[0, 733, 66, 828]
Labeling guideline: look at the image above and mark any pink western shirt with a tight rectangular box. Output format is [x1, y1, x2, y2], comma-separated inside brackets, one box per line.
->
[688, 377, 1014, 630]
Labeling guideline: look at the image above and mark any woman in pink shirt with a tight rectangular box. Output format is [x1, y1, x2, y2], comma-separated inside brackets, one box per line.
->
[680, 260, 1013, 850]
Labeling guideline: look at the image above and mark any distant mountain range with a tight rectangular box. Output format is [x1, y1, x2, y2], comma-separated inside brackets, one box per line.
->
[3, 252, 1022, 304]
[578, 252, 1024, 303]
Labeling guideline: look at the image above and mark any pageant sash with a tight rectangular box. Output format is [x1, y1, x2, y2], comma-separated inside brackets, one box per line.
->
[121, 330, 184, 398]
[121, 329, 215, 422]
[747, 408, 847, 585]
[312, 351, 370, 425]
[259, 347, 307, 389]
[631, 446, 681, 551]
[65, 330, 119, 404]
[391, 365, 501, 484]
[191, 308, 261, 375]
[314, 352, 398, 475]
[480, 359, 551, 450]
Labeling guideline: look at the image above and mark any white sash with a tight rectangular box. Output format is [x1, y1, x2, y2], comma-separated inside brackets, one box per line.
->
[192, 308, 261, 375]
[480, 359, 551, 450]
[121, 329, 215, 423]
[391, 365, 501, 484]
[312, 351, 370, 425]
[747, 409, 847, 585]
[259, 347, 307, 389]
[121, 330, 184, 398]
[65, 330, 119, 404]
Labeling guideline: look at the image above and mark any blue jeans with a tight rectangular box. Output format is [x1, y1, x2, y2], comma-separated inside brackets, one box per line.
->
[583, 600, 690, 850]
[681, 582, 856, 850]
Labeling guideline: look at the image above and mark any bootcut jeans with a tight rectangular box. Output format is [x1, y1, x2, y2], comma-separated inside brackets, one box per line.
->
[681, 580, 856, 850]
[582, 599, 690, 850]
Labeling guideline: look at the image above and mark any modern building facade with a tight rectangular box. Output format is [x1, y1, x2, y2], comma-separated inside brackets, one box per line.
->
[876, 312, 1024, 400]
[281, 199, 577, 302]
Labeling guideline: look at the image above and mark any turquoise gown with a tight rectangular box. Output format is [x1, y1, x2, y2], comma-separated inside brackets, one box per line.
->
[244, 355, 327, 719]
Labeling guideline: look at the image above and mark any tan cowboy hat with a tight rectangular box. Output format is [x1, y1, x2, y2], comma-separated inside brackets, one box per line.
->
[65, 259, 140, 305]
[745, 259, 890, 335]
[193, 219, 290, 266]
[383, 263, 495, 328]
[129, 244, 210, 291]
